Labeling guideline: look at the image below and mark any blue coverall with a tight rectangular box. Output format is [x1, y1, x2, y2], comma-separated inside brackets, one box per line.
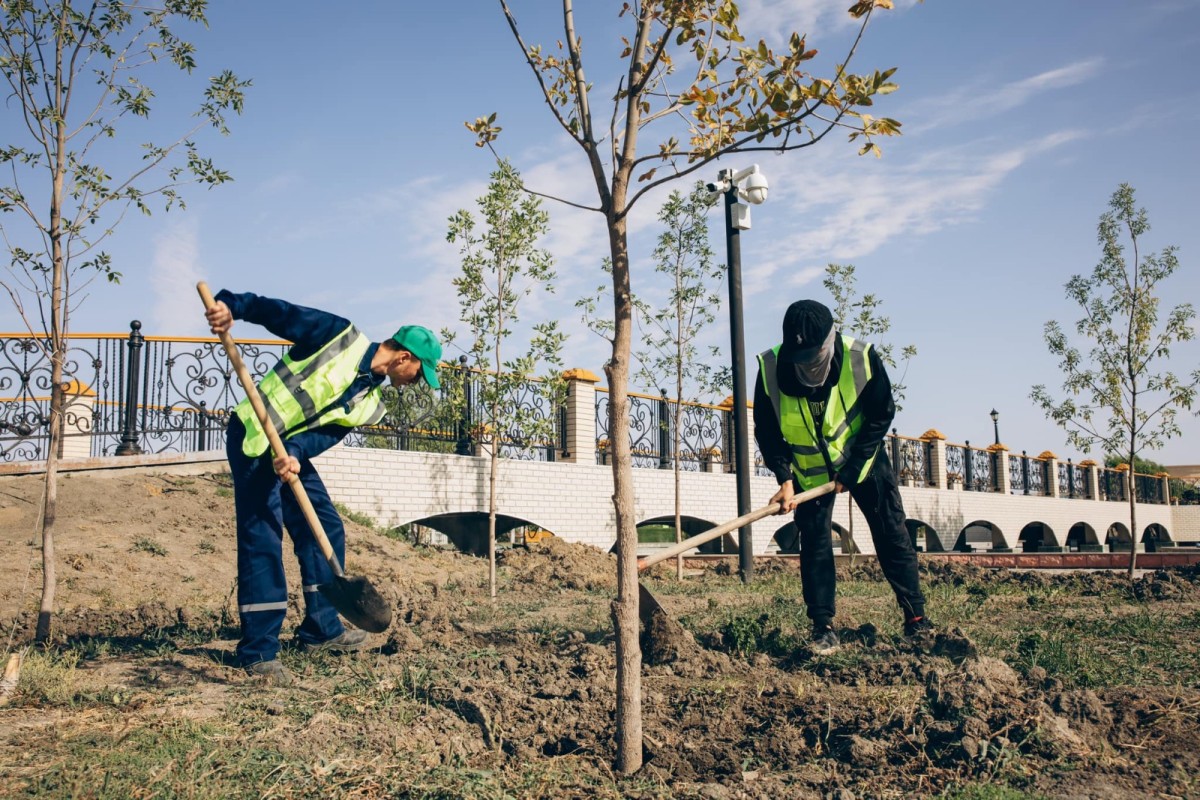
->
[217, 290, 386, 666]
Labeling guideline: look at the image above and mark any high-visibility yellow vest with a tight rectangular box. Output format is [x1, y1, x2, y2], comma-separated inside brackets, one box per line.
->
[757, 335, 877, 490]
[236, 324, 386, 457]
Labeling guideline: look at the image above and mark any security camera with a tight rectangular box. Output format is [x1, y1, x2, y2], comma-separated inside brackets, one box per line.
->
[740, 171, 769, 205]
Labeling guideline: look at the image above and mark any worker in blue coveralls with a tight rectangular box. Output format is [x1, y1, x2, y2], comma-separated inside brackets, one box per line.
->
[754, 299, 930, 656]
[205, 290, 441, 685]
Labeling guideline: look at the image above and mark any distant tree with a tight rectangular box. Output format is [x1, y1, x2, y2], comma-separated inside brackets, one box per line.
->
[0, 0, 247, 642]
[823, 263, 916, 410]
[1031, 184, 1198, 578]
[471, 0, 903, 772]
[446, 159, 566, 599]
[635, 182, 725, 579]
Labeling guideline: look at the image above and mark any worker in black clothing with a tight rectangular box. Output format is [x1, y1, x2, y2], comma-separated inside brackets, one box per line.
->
[753, 299, 930, 654]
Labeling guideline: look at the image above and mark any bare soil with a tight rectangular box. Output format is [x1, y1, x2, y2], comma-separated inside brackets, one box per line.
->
[1, 468, 1198, 799]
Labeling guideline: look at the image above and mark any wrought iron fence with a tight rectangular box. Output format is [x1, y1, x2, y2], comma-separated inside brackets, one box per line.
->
[944, 441, 999, 493]
[1009, 451, 1050, 496]
[1134, 472, 1165, 504]
[594, 389, 735, 472]
[889, 431, 933, 486]
[1, 327, 564, 462]
[0, 325, 290, 461]
[1098, 468, 1128, 502]
[1057, 460, 1089, 499]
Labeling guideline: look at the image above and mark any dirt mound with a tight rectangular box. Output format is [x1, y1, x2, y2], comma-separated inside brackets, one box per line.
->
[499, 535, 616, 592]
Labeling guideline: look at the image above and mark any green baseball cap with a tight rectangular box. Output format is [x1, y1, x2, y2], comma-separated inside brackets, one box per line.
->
[390, 325, 442, 389]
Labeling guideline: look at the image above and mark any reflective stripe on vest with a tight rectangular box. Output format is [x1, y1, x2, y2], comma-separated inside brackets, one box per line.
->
[236, 324, 386, 457]
[757, 335, 876, 489]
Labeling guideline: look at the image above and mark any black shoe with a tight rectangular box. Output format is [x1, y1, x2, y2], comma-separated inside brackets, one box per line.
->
[303, 628, 371, 653]
[810, 625, 841, 656]
[243, 659, 293, 686]
[904, 616, 934, 638]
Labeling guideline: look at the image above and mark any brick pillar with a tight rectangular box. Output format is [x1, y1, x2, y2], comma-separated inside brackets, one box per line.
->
[1040, 451, 1060, 498]
[1079, 460, 1101, 500]
[718, 394, 757, 476]
[560, 368, 599, 465]
[60, 380, 96, 460]
[922, 429, 947, 489]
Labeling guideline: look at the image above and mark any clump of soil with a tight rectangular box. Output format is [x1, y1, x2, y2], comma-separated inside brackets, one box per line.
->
[500, 535, 616, 592]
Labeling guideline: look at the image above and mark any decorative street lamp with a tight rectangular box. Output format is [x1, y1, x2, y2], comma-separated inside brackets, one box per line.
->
[990, 408, 1000, 446]
[707, 164, 769, 583]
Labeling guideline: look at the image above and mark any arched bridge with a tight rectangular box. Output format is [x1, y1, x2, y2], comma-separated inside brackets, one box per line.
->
[314, 445, 1187, 557]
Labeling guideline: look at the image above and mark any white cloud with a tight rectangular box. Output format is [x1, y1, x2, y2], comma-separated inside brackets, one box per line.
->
[150, 219, 205, 335]
[741, 128, 1085, 296]
[908, 58, 1104, 133]
[740, 0, 922, 41]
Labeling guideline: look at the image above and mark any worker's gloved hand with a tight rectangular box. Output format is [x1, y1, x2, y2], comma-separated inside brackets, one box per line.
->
[273, 454, 301, 480]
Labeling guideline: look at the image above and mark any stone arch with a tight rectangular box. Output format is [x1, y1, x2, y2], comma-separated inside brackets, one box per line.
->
[1066, 522, 1101, 551]
[771, 521, 799, 554]
[831, 522, 861, 554]
[955, 521, 1005, 552]
[407, 511, 551, 556]
[767, 520, 858, 554]
[1141, 523, 1171, 552]
[622, 515, 722, 555]
[906, 519, 943, 553]
[1018, 521, 1058, 553]
[1106, 522, 1132, 549]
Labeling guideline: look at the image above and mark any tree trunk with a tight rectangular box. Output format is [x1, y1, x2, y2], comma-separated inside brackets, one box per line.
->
[38, 67, 69, 643]
[489, 336, 501, 600]
[606, 212, 642, 774]
[674, 378, 683, 581]
[1126, 463, 1138, 580]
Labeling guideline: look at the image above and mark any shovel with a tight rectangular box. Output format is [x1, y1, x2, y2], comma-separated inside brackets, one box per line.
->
[198, 282, 392, 633]
[637, 481, 837, 626]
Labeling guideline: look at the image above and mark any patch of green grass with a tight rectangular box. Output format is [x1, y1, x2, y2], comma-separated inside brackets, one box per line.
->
[214, 485, 233, 498]
[939, 785, 1051, 800]
[19, 717, 290, 798]
[131, 536, 167, 556]
[1003, 606, 1200, 688]
[334, 502, 381, 531]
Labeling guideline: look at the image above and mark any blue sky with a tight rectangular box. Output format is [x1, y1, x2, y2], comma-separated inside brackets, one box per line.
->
[4, 0, 1198, 465]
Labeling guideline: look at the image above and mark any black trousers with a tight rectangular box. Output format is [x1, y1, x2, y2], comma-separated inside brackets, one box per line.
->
[794, 450, 925, 627]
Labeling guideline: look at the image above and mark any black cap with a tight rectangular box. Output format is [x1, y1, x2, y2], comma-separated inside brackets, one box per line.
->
[778, 300, 834, 364]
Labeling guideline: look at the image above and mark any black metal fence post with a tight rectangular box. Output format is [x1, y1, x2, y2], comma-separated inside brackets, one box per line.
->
[1021, 450, 1031, 495]
[658, 393, 671, 469]
[964, 440, 974, 490]
[722, 406, 735, 473]
[196, 400, 209, 451]
[1067, 459, 1075, 498]
[455, 355, 473, 456]
[890, 428, 901, 474]
[115, 320, 144, 456]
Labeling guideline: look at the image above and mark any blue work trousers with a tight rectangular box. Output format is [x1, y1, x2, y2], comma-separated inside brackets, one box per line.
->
[227, 417, 345, 665]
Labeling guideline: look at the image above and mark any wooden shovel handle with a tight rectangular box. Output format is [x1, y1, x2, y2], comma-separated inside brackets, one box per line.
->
[636, 481, 837, 571]
[197, 282, 343, 576]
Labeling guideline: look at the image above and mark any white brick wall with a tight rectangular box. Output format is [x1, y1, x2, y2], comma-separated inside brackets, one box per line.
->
[314, 445, 1190, 554]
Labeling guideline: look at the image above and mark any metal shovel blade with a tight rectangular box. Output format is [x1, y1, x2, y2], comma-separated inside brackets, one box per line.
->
[319, 574, 393, 633]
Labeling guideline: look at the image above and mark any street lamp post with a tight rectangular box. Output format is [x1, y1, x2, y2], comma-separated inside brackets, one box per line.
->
[710, 165, 769, 583]
[990, 408, 1000, 446]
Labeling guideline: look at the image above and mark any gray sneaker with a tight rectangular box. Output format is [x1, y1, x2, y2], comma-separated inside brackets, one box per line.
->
[305, 628, 371, 653]
[244, 659, 293, 686]
[810, 625, 841, 656]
